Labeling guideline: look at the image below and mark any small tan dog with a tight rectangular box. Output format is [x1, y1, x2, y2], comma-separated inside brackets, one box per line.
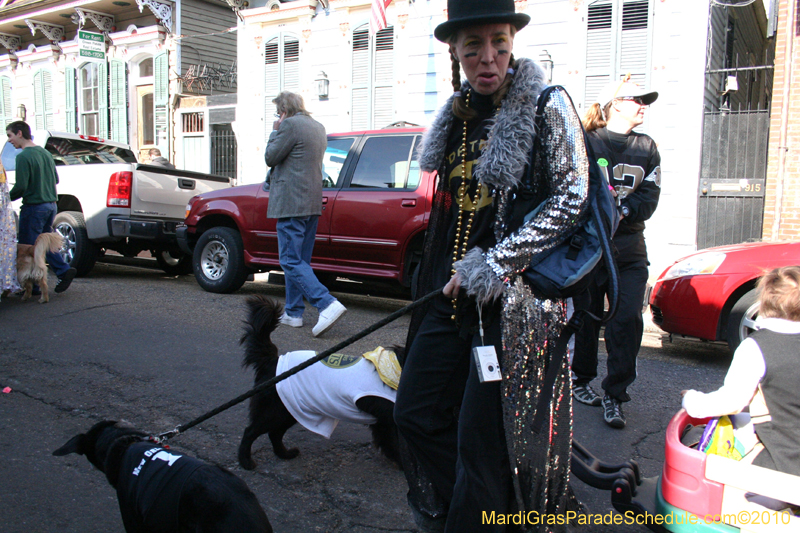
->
[16, 232, 65, 303]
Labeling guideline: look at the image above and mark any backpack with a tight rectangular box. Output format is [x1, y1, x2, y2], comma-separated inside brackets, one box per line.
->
[519, 85, 620, 307]
[512, 85, 621, 433]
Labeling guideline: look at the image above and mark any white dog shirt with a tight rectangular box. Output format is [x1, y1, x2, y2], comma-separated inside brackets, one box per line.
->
[275, 350, 397, 438]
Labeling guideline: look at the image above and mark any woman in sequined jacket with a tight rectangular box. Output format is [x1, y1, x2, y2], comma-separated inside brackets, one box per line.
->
[393, 1, 590, 532]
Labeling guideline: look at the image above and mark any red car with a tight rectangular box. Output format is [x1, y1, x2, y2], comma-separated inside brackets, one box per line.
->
[177, 127, 434, 293]
[649, 240, 800, 351]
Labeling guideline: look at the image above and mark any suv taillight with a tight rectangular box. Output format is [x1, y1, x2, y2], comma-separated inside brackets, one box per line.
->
[107, 171, 132, 207]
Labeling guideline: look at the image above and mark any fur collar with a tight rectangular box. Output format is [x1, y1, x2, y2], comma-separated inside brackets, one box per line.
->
[417, 58, 548, 189]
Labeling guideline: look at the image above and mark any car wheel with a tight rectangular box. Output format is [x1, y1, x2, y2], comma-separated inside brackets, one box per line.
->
[53, 211, 98, 277]
[192, 227, 248, 293]
[155, 250, 193, 276]
[726, 288, 759, 352]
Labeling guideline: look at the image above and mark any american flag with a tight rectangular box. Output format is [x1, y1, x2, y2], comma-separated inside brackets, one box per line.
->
[370, 0, 392, 35]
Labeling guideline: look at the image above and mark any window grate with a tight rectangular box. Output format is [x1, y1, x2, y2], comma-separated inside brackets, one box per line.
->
[182, 112, 204, 133]
[210, 125, 237, 179]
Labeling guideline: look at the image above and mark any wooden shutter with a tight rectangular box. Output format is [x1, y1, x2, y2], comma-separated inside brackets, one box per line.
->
[619, 0, 650, 87]
[264, 38, 279, 113]
[264, 38, 279, 140]
[33, 71, 44, 129]
[109, 60, 128, 143]
[97, 61, 108, 139]
[0, 76, 10, 128]
[32, 70, 54, 129]
[283, 36, 300, 92]
[64, 67, 76, 133]
[584, 0, 652, 109]
[584, 0, 614, 108]
[351, 26, 369, 130]
[264, 34, 301, 141]
[154, 52, 169, 150]
[373, 27, 394, 129]
[43, 70, 53, 129]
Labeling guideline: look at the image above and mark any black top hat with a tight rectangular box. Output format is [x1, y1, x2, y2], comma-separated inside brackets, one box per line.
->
[434, 0, 530, 43]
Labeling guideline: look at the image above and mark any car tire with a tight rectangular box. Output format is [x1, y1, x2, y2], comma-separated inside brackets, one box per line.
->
[53, 211, 98, 277]
[726, 288, 759, 352]
[155, 250, 193, 276]
[193, 227, 248, 293]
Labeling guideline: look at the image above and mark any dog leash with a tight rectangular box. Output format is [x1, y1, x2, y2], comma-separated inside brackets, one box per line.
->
[152, 287, 443, 444]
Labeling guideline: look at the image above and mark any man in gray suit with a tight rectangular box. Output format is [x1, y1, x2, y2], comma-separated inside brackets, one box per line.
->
[265, 91, 346, 337]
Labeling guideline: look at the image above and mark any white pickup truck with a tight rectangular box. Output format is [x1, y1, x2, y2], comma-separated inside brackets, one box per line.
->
[3, 131, 232, 276]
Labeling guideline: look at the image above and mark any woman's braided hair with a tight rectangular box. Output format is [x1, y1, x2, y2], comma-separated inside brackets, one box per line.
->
[448, 29, 518, 122]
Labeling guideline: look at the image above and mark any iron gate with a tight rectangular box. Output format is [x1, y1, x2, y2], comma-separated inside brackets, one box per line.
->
[210, 124, 237, 179]
[697, 109, 769, 249]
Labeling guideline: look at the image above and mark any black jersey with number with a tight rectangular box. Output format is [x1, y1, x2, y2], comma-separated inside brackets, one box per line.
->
[586, 127, 661, 262]
[115, 442, 205, 532]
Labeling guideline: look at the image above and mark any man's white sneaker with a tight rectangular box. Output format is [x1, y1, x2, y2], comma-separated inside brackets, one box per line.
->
[312, 300, 346, 337]
[279, 313, 303, 328]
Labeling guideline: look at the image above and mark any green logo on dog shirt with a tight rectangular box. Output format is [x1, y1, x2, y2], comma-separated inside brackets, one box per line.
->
[322, 353, 361, 369]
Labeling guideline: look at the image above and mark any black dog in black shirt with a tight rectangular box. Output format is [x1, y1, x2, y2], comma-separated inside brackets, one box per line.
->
[53, 421, 272, 533]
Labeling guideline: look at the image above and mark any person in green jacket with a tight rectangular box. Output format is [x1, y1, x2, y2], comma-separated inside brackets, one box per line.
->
[7, 121, 76, 294]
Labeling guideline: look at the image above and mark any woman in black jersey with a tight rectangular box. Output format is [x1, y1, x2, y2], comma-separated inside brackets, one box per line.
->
[393, 1, 590, 531]
[571, 78, 662, 429]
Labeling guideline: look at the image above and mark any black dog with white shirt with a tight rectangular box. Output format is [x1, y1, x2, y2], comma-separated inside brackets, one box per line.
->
[237, 295, 401, 471]
[54, 421, 272, 533]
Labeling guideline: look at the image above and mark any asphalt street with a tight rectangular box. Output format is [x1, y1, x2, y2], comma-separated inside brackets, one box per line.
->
[0, 257, 735, 533]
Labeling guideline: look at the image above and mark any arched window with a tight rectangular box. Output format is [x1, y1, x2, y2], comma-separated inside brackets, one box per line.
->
[133, 55, 156, 148]
[139, 58, 154, 78]
[351, 25, 394, 130]
[264, 33, 300, 140]
[33, 70, 54, 129]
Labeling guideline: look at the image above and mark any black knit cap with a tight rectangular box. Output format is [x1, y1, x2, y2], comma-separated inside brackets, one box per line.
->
[434, 0, 530, 43]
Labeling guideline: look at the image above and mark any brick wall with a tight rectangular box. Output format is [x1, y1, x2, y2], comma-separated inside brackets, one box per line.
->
[764, 0, 800, 240]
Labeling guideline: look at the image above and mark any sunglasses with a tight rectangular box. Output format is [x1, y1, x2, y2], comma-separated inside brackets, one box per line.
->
[617, 96, 647, 106]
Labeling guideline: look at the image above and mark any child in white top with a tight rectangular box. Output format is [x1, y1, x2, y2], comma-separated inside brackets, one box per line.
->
[682, 266, 800, 478]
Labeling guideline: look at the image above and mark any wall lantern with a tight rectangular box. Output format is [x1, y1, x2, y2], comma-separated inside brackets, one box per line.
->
[316, 71, 329, 99]
[538, 50, 554, 84]
[16, 103, 26, 121]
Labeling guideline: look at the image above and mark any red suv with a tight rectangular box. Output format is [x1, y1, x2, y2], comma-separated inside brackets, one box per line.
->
[177, 127, 434, 293]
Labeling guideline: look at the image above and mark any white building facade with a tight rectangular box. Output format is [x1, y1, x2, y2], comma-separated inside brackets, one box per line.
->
[236, 0, 743, 276]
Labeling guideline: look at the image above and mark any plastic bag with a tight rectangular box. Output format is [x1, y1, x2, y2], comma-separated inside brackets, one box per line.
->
[698, 415, 748, 460]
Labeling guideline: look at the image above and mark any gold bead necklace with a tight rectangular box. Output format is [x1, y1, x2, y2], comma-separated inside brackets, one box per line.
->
[451, 91, 482, 320]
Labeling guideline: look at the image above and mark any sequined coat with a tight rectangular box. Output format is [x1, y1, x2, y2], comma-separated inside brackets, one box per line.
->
[1, 168, 20, 294]
[409, 58, 590, 531]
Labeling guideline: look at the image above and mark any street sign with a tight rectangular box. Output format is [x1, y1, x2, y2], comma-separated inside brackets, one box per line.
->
[78, 30, 105, 62]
